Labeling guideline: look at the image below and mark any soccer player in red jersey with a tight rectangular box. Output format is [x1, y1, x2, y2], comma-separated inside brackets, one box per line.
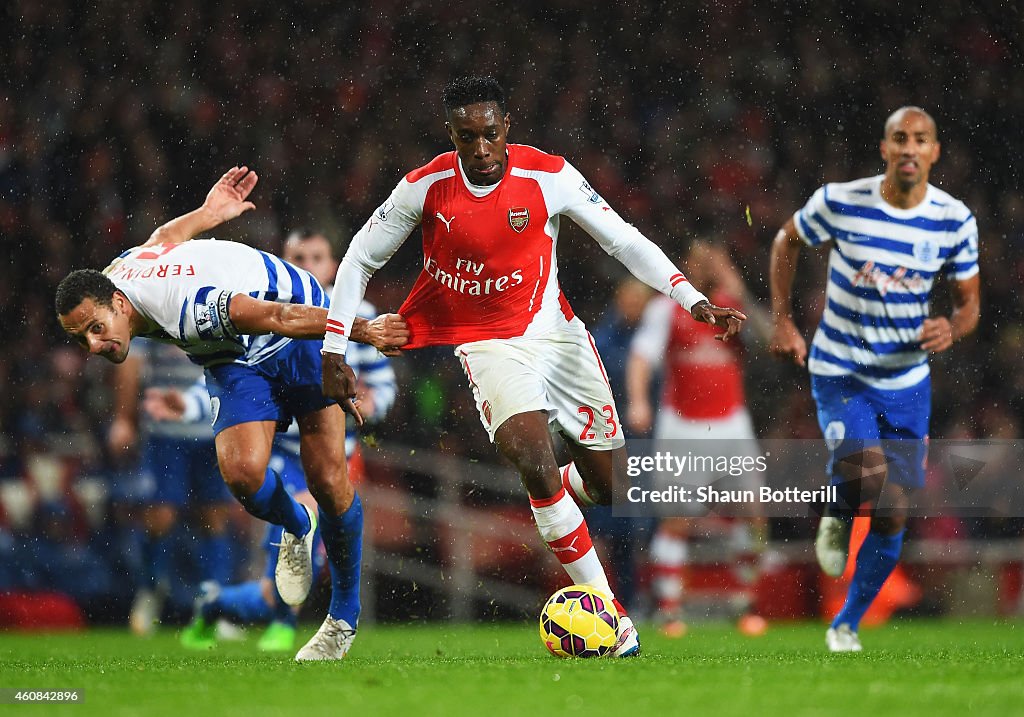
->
[627, 240, 771, 637]
[321, 77, 746, 656]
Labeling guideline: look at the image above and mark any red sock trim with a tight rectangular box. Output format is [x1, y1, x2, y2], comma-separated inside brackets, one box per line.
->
[547, 520, 594, 564]
[529, 486, 567, 509]
[613, 598, 629, 618]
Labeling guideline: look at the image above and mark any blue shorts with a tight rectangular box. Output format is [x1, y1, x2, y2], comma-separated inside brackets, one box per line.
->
[125, 435, 230, 507]
[811, 373, 930, 489]
[205, 339, 335, 435]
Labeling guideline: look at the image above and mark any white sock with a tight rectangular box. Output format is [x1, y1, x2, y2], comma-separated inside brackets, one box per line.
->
[530, 487, 613, 599]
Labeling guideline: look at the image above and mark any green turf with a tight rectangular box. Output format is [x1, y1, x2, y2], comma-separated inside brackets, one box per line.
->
[0, 620, 1022, 717]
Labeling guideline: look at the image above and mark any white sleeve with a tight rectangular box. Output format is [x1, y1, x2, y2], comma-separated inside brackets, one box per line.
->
[793, 186, 832, 246]
[629, 295, 674, 369]
[556, 161, 708, 311]
[946, 211, 980, 281]
[323, 178, 423, 355]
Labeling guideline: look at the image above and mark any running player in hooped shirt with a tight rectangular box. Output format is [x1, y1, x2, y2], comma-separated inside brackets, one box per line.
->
[55, 167, 409, 661]
[769, 107, 980, 652]
[321, 76, 747, 657]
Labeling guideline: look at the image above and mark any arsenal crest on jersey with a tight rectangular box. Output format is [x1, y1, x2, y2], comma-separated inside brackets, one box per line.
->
[508, 207, 530, 233]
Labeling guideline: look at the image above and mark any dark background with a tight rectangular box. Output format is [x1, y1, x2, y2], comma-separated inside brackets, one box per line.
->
[1, 0, 1021, 619]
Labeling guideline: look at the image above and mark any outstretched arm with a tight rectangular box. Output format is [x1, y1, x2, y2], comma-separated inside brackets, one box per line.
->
[768, 218, 808, 367]
[141, 166, 258, 247]
[227, 295, 409, 351]
[561, 162, 745, 340]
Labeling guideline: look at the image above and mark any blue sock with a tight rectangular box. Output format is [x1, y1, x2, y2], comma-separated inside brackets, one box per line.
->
[198, 532, 233, 584]
[319, 494, 363, 626]
[202, 581, 274, 625]
[140, 532, 172, 589]
[832, 529, 904, 632]
[238, 469, 310, 537]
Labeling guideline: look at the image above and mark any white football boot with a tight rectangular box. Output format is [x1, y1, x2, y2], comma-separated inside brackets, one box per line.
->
[295, 616, 357, 662]
[826, 623, 862, 652]
[274, 504, 317, 606]
[815, 516, 852, 577]
[611, 615, 641, 657]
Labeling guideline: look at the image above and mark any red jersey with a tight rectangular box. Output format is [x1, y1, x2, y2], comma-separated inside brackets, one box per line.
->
[324, 144, 706, 353]
[631, 292, 746, 419]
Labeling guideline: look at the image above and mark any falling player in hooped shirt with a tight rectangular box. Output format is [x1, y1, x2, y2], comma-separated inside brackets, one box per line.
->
[321, 76, 747, 657]
[55, 167, 409, 661]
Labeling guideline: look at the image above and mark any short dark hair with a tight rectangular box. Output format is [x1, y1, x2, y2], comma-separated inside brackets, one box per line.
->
[55, 269, 118, 316]
[442, 76, 506, 115]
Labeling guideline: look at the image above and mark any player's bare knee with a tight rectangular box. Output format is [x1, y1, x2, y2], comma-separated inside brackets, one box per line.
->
[836, 450, 888, 502]
[218, 454, 268, 498]
[305, 468, 353, 516]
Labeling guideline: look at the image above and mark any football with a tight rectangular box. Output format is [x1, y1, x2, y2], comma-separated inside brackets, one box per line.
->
[539, 584, 619, 658]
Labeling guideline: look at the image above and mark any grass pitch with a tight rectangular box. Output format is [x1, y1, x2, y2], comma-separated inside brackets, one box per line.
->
[0, 620, 1022, 717]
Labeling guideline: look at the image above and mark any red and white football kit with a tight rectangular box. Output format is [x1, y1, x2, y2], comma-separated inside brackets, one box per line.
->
[324, 144, 706, 445]
[630, 291, 763, 497]
[631, 290, 754, 438]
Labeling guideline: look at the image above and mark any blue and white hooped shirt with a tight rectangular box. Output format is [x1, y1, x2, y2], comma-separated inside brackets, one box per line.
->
[105, 238, 328, 368]
[794, 175, 979, 390]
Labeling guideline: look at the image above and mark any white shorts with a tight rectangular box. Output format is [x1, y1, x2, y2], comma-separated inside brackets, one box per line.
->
[654, 407, 757, 442]
[455, 320, 624, 450]
[653, 407, 765, 492]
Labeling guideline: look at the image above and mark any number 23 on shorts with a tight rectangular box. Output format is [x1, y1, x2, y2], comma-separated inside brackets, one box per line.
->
[577, 404, 618, 441]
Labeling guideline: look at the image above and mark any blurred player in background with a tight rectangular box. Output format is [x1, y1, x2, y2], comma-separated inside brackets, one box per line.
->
[176, 227, 396, 652]
[627, 239, 772, 637]
[769, 107, 980, 651]
[320, 76, 747, 657]
[55, 168, 408, 661]
[109, 338, 233, 636]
